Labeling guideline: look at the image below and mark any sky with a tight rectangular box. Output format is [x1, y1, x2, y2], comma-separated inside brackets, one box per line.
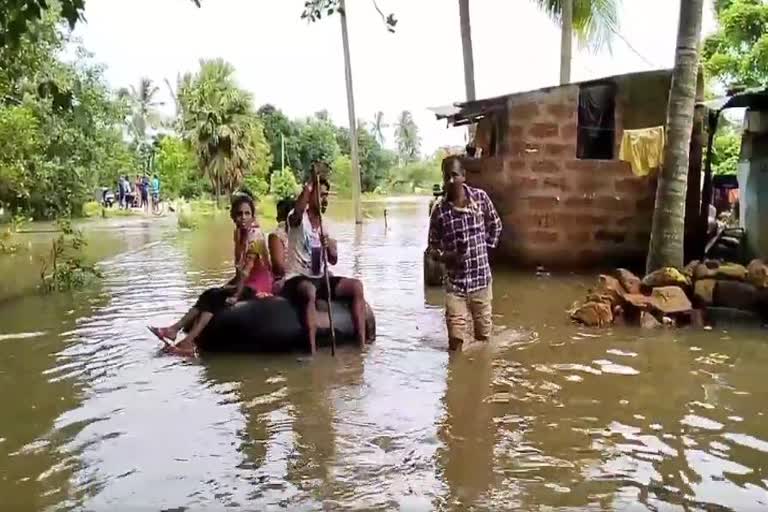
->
[74, 0, 717, 155]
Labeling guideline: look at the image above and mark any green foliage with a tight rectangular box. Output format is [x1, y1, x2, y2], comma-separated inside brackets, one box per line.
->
[81, 201, 135, 218]
[394, 110, 421, 164]
[301, 0, 397, 31]
[176, 202, 199, 230]
[334, 123, 395, 192]
[532, 0, 620, 51]
[154, 135, 204, 199]
[244, 120, 273, 194]
[388, 158, 441, 193]
[372, 111, 387, 145]
[712, 128, 742, 175]
[270, 167, 299, 200]
[119, 77, 163, 145]
[257, 104, 302, 174]
[703, 0, 768, 88]
[177, 59, 272, 199]
[0, 0, 85, 49]
[296, 118, 340, 174]
[243, 174, 269, 198]
[0, 19, 132, 219]
[0, 228, 20, 255]
[39, 218, 101, 292]
[81, 201, 103, 218]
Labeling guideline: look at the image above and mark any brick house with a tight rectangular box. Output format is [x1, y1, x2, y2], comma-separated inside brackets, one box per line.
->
[433, 69, 702, 270]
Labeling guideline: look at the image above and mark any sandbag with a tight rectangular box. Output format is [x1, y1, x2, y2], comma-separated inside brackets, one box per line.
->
[712, 280, 760, 312]
[706, 307, 764, 329]
[198, 296, 375, 353]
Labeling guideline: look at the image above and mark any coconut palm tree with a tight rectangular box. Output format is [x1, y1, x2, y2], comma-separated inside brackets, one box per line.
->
[646, 0, 704, 272]
[372, 111, 388, 145]
[533, 0, 620, 84]
[394, 110, 421, 165]
[178, 59, 263, 205]
[119, 77, 163, 142]
[457, 0, 619, 94]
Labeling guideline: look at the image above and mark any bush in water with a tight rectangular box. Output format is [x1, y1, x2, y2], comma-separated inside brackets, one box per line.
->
[39, 219, 102, 292]
[270, 168, 299, 201]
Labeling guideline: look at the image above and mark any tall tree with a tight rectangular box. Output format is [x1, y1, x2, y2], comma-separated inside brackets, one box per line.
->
[257, 104, 303, 174]
[296, 117, 340, 173]
[532, 0, 620, 84]
[456, 0, 618, 123]
[0, 9, 131, 218]
[119, 77, 162, 142]
[372, 111, 387, 145]
[335, 123, 395, 192]
[646, 0, 704, 273]
[394, 110, 421, 164]
[702, 0, 768, 89]
[178, 59, 271, 205]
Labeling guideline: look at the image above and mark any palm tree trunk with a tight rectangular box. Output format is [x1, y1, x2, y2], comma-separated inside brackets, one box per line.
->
[215, 171, 221, 209]
[458, 0, 476, 101]
[646, 0, 704, 273]
[559, 0, 572, 85]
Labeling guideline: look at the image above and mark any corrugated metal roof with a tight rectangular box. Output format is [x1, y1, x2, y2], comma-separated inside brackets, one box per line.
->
[431, 68, 673, 126]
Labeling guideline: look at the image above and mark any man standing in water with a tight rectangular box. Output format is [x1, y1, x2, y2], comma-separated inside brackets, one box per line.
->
[428, 156, 502, 351]
[281, 162, 367, 354]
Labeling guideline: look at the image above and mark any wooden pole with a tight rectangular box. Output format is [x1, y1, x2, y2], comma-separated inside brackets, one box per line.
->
[315, 172, 337, 356]
[339, 0, 363, 225]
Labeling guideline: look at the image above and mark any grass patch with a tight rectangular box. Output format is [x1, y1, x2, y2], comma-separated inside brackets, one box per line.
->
[81, 201, 138, 219]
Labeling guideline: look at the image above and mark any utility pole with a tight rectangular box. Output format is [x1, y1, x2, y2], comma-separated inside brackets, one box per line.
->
[281, 133, 285, 171]
[458, 0, 476, 101]
[339, 0, 363, 224]
[559, 0, 573, 85]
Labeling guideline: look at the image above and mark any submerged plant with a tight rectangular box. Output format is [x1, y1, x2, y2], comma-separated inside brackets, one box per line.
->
[39, 219, 102, 292]
[176, 204, 199, 230]
[0, 229, 19, 255]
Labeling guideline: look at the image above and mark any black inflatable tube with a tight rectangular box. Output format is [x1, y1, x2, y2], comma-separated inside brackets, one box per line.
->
[197, 296, 376, 353]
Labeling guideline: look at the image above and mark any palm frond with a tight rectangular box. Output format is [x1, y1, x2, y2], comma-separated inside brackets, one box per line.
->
[531, 0, 620, 52]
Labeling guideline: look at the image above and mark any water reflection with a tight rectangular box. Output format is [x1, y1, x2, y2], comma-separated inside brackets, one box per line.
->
[437, 348, 498, 510]
[0, 197, 767, 510]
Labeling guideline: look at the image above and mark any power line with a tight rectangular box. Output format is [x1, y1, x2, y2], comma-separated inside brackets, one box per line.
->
[609, 26, 657, 68]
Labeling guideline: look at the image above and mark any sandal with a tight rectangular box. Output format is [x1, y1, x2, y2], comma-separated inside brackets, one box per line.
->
[148, 326, 177, 342]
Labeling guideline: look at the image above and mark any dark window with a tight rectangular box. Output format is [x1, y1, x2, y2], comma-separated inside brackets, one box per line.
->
[472, 116, 498, 157]
[577, 83, 616, 160]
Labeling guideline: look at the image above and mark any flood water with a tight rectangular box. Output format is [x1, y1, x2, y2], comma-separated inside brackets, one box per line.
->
[1, 197, 767, 511]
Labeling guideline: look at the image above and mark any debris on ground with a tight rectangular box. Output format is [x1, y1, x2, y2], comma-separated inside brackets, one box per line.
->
[568, 259, 768, 328]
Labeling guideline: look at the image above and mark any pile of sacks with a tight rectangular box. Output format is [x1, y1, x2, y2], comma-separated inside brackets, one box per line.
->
[569, 259, 768, 328]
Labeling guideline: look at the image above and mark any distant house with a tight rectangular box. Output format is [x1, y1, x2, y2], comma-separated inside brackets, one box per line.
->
[432, 69, 704, 270]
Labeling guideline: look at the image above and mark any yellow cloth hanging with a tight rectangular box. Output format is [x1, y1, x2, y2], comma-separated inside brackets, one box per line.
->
[619, 126, 666, 176]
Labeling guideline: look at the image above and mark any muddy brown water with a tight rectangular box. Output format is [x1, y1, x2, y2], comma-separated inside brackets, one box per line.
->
[0, 197, 767, 511]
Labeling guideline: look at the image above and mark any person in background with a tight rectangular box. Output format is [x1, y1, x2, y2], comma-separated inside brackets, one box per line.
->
[269, 198, 295, 294]
[281, 163, 367, 354]
[134, 175, 143, 208]
[117, 176, 126, 209]
[141, 174, 150, 212]
[123, 175, 134, 209]
[148, 192, 273, 356]
[151, 174, 160, 213]
[428, 156, 502, 352]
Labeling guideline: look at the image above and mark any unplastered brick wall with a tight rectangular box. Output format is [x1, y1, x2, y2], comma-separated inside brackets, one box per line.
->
[464, 82, 659, 269]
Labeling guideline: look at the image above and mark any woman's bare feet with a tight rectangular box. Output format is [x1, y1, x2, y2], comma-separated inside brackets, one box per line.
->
[161, 337, 198, 357]
[148, 326, 179, 342]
